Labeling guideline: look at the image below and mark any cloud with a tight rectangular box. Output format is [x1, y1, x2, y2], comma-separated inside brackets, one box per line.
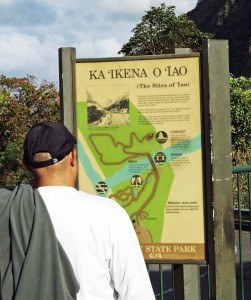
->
[0, 0, 56, 26]
[75, 38, 122, 58]
[0, 30, 65, 82]
[99, 0, 159, 14]
[0, 29, 122, 83]
[0, 0, 16, 5]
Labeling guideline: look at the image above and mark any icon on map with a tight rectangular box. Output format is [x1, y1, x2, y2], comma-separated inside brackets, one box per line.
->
[130, 175, 142, 187]
[156, 131, 168, 143]
[154, 152, 166, 164]
[96, 181, 108, 194]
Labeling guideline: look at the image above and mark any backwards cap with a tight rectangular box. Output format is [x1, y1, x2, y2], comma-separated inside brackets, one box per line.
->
[23, 121, 77, 168]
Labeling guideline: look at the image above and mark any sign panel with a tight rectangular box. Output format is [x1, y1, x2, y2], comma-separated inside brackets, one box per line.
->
[75, 55, 205, 261]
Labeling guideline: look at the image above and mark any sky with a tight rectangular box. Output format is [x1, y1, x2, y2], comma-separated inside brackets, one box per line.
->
[0, 0, 198, 84]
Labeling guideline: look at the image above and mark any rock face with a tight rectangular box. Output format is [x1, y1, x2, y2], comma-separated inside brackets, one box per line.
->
[188, 0, 251, 77]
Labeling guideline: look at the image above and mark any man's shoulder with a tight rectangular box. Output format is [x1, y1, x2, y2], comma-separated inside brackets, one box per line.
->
[39, 186, 130, 224]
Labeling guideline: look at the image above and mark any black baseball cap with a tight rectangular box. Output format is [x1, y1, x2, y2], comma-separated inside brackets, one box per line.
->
[23, 121, 77, 168]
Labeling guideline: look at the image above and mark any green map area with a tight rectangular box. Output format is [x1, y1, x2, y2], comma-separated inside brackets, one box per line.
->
[77, 102, 174, 243]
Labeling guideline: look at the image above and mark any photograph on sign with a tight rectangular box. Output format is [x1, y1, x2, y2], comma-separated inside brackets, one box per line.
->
[75, 56, 205, 261]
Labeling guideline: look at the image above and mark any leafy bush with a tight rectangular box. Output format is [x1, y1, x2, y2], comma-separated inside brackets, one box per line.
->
[0, 75, 60, 186]
[230, 75, 251, 165]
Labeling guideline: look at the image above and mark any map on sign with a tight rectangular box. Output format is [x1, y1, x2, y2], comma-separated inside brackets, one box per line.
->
[76, 56, 205, 261]
[77, 102, 173, 242]
[77, 100, 201, 243]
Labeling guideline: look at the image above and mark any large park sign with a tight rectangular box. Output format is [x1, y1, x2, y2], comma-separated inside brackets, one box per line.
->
[59, 42, 236, 300]
[75, 55, 205, 262]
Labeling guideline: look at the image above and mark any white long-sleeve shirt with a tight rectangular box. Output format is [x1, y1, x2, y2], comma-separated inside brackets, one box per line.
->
[38, 186, 155, 300]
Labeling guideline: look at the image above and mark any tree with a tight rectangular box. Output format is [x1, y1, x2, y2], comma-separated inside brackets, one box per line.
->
[230, 75, 251, 165]
[0, 75, 60, 186]
[118, 4, 212, 56]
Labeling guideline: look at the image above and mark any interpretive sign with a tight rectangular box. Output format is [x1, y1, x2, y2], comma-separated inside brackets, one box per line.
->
[75, 55, 205, 262]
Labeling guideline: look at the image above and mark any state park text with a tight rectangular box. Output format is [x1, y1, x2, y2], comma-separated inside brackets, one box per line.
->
[143, 245, 197, 253]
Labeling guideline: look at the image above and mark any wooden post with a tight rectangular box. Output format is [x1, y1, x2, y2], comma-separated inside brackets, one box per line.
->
[58, 47, 76, 135]
[173, 264, 200, 300]
[169, 48, 200, 300]
[202, 39, 236, 299]
[183, 265, 201, 299]
[58, 47, 78, 189]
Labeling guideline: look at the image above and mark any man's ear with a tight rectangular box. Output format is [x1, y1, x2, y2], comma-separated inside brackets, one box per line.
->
[69, 149, 77, 167]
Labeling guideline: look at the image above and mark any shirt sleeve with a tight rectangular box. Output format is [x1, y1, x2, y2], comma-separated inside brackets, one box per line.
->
[109, 208, 156, 300]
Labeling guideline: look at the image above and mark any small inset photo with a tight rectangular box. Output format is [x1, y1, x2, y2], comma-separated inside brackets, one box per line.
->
[155, 131, 168, 143]
[130, 175, 142, 187]
[154, 152, 167, 165]
[96, 181, 108, 194]
[87, 85, 130, 126]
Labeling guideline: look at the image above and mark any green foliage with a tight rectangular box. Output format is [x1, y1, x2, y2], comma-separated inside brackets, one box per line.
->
[0, 75, 60, 186]
[230, 75, 251, 150]
[118, 4, 213, 56]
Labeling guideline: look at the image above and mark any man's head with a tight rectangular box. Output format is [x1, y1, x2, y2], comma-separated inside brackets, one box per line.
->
[23, 121, 78, 187]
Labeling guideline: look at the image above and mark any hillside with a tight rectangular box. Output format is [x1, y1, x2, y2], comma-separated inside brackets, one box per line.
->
[188, 0, 251, 77]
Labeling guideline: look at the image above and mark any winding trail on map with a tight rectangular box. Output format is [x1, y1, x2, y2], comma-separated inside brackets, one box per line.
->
[89, 132, 159, 225]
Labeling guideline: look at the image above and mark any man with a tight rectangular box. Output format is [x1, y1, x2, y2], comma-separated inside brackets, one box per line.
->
[22, 121, 155, 300]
